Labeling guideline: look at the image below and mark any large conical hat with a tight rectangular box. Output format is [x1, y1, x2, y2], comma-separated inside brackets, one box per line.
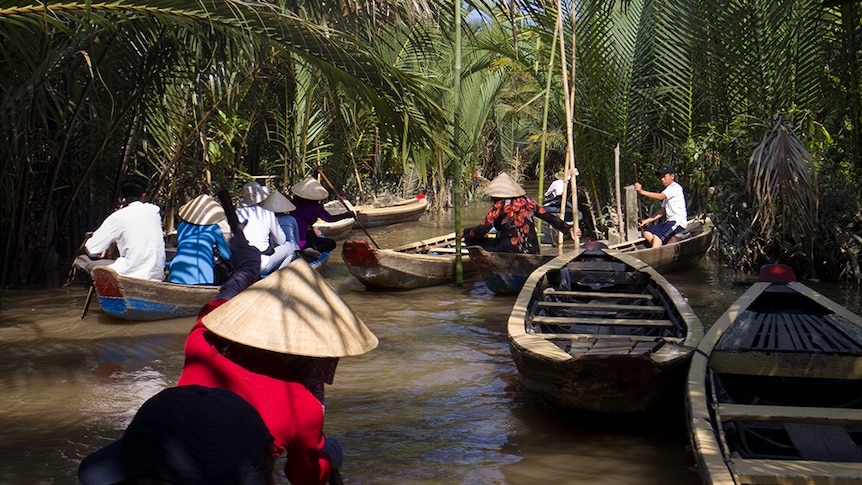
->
[290, 177, 329, 201]
[202, 258, 378, 357]
[238, 182, 271, 207]
[177, 194, 226, 226]
[261, 190, 296, 214]
[482, 172, 526, 198]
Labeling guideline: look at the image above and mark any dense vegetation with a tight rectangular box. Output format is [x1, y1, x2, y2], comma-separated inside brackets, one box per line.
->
[1, 0, 860, 287]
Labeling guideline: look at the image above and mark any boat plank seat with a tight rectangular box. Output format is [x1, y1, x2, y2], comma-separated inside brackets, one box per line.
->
[536, 301, 665, 313]
[531, 315, 673, 327]
[718, 403, 862, 426]
[544, 289, 654, 300]
[784, 422, 862, 462]
[730, 458, 862, 483]
[710, 351, 862, 379]
[535, 333, 682, 343]
[565, 261, 627, 272]
[426, 247, 470, 254]
[717, 311, 862, 353]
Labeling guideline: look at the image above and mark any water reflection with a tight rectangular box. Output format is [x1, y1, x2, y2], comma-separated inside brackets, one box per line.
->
[1, 203, 859, 484]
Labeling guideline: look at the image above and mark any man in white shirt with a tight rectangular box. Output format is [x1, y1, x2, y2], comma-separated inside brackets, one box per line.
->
[77, 175, 166, 280]
[236, 182, 299, 276]
[633, 166, 688, 248]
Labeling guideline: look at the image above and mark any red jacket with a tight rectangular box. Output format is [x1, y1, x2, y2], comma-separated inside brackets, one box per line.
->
[177, 300, 333, 485]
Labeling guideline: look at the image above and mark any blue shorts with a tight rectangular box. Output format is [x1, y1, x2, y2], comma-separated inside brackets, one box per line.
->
[645, 221, 683, 244]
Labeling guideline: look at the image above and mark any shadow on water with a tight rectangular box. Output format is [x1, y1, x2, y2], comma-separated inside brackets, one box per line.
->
[0, 202, 859, 484]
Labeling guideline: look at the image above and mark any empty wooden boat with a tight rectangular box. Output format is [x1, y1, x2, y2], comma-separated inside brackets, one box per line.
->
[341, 232, 474, 289]
[687, 264, 862, 484]
[508, 244, 704, 412]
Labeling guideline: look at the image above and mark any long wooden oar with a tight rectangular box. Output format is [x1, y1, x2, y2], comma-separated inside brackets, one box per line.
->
[81, 284, 94, 319]
[315, 169, 379, 249]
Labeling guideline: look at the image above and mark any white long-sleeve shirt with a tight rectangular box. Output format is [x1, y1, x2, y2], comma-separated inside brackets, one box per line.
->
[85, 201, 166, 280]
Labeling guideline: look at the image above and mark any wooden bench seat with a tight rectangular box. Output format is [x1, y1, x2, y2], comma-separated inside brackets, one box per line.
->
[536, 301, 664, 312]
[710, 350, 862, 379]
[531, 315, 673, 327]
[543, 289, 653, 300]
[534, 333, 681, 343]
[731, 458, 862, 483]
[718, 403, 862, 426]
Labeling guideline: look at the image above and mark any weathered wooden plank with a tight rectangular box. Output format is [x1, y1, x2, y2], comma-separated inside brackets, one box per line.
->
[718, 403, 862, 426]
[710, 350, 862, 379]
[784, 422, 862, 462]
[534, 333, 681, 343]
[543, 289, 653, 300]
[536, 301, 665, 312]
[731, 458, 862, 483]
[531, 315, 674, 327]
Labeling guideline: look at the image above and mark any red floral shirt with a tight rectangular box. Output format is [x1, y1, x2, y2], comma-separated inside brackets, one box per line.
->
[464, 197, 571, 253]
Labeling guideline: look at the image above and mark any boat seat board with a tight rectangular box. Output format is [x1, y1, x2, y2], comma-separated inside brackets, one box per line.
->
[784, 422, 862, 462]
[565, 261, 628, 272]
[543, 289, 654, 300]
[718, 403, 862, 426]
[717, 311, 862, 353]
[730, 458, 862, 482]
[710, 351, 862, 379]
[534, 333, 681, 343]
[531, 315, 674, 327]
[537, 301, 665, 312]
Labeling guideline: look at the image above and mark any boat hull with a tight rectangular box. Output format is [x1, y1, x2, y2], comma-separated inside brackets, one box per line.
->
[91, 252, 329, 320]
[351, 197, 428, 228]
[686, 272, 862, 484]
[508, 248, 703, 413]
[342, 233, 474, 289]
[473, 218, 713, 295]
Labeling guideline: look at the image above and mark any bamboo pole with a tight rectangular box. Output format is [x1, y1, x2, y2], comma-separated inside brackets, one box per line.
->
[556, 0, 579, 250]
[453, 0, 463, 285]
[614, 144, 624, 241]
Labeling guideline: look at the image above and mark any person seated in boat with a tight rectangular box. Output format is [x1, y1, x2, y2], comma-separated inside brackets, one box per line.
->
[236, 181, 299, 275]
[462, 172, 579, 254]
[78, 385, 276, 485]
[177, 261, 379, 485]
[633, 166, 687, 248]
[289, 176, 355, 255]
[261, 190, 301, 249]
[544, 169, 572, 200]
[167, 194, 232, 285]
[76, 175, 166, 281]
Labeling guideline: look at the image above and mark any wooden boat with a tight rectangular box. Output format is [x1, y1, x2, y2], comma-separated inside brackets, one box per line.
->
[686, 264, 862, 484]
[313, 200, 355, 240]
[341, 233, 475, 289]
[470, 217, 713, 295]
[507, 244, 704, 412]
[326, 196, 428, 228]
[90, 251, 329, 321]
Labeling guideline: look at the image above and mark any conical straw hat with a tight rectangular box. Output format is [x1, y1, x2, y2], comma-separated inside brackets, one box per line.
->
[290, 177, 329, 201]
[177, 194, 226, 226]
[238, 182, 271, 207]
[482, 172, 526, 198]
[261, 190, 296, 214]
[202, 258, 378, 357]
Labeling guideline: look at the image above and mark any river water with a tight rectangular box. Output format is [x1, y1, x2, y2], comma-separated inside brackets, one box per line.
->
[1, 202, 859, 485]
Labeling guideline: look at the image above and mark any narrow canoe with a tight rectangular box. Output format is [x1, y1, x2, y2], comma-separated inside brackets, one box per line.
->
[687, 264, 862, 484]
[91, 251, 329, 321]
[349, 197, 428, 228]
[470, 218, 713, 295]
[508, 245, 704, 412]
[313, 200, 355, 240]
[341, 232, 475, 290]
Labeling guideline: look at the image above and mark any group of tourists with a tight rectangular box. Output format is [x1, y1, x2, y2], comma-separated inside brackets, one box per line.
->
[75, 166, 686, 485]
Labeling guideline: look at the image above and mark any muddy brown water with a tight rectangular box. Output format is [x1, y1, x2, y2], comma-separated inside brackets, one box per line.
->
[1, 203, 859, 484]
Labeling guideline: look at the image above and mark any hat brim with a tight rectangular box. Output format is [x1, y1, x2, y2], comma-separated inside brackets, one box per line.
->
[203, 259, 378, 357]
[78, 441, 138, 485]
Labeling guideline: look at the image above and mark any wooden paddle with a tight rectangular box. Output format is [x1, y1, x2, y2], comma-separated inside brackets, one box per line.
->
[315, 168, 379, 249]
[216, 187, 242, 234]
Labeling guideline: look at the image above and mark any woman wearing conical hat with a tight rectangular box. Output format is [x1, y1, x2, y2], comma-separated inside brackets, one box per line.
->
[178, 258, 378, 485]
[462, 172, 578, 254]
[289, 176, 355, 254]
[167, 194, 232, 285]
[236, 181, 300, 276]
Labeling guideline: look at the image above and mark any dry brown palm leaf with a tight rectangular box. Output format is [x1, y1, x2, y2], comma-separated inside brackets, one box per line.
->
[747, 117, 818, 243]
